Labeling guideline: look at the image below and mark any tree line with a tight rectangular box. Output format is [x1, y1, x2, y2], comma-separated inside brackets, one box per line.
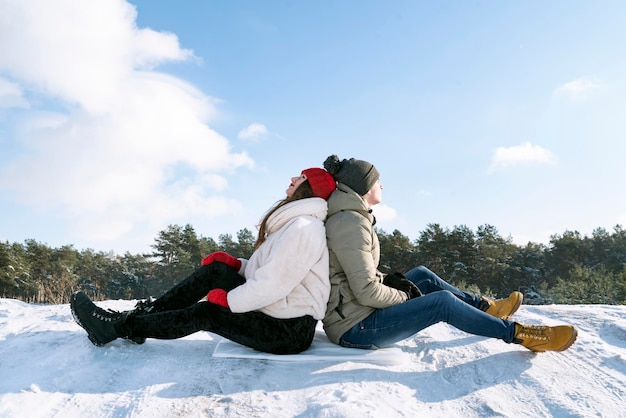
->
[1, 223, 625, 305]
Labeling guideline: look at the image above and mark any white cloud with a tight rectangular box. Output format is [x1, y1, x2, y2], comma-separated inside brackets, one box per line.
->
[0, 0, 195, 114]
[372, 203, 397, 223]
[238, 123, 269, 142]
[0, 77, 29, 109]
[0, 0, 253, 245]
[489, 142, 556, 172]
[554, 78, 603, 102]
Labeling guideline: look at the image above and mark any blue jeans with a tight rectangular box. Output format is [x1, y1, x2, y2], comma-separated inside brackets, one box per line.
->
[339, 266, 517, 349]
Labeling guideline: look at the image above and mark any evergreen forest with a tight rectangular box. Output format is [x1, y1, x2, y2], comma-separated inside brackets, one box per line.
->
[1, 223, 625, 306]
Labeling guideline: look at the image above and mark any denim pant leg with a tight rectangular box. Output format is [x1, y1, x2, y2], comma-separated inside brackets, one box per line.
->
[404, 265, 483, 308]
[340, 290, 516, 349]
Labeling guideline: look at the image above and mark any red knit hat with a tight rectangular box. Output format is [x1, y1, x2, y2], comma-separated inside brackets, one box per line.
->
[302, 167, 336, 200]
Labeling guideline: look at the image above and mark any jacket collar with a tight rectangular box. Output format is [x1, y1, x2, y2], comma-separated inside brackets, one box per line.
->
[265, 197, 328, 234]
[327, 183, 376, 225]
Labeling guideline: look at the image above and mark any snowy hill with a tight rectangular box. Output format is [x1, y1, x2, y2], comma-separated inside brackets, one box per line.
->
[1, 298, 624, 417]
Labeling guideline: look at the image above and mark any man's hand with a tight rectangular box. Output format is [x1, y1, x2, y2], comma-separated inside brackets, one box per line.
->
[383, 272, 422, 299]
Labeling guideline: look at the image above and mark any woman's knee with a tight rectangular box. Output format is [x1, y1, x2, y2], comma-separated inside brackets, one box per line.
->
[206, 263, 246, 291]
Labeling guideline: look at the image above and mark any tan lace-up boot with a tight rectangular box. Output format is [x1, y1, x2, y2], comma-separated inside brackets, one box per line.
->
[513, 323, 578, 352]
[483, 291, 523, 320]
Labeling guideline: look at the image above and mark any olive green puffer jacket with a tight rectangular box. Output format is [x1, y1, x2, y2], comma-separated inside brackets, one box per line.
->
[322, 183, 408, 344]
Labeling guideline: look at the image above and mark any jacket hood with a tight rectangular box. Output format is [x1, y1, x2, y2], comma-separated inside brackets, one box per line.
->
[327, 183, 374, 223]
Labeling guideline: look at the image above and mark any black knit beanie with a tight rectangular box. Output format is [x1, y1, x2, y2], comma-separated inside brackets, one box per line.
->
[323, 155, 379, 196]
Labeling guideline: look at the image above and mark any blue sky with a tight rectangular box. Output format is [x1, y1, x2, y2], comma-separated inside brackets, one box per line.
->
[1, 0, 625, 255]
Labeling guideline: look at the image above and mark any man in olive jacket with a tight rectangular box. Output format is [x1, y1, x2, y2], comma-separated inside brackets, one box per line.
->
[323, 181, 408, 344]
[321, 154, 577, 353]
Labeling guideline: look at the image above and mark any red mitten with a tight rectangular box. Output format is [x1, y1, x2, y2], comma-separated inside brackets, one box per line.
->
[201, 251, 242, 271]
[207, 289, 229, 308]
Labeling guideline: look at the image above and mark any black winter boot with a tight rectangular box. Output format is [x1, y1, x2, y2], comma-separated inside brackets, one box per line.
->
[70, 291, 128, 346]
[122, 297, 159, 344]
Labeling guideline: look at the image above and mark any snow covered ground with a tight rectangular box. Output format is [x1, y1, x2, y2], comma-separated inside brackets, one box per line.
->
[1, 298, 624, 417]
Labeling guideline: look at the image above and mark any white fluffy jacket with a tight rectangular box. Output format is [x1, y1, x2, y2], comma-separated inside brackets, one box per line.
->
[227, 197, 331, 320]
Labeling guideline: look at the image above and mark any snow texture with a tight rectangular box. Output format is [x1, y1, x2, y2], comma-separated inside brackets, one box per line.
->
[1, 298, 625, 417]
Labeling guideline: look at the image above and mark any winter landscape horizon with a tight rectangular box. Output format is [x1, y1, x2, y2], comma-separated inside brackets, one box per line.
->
[0, 298, 624, 417]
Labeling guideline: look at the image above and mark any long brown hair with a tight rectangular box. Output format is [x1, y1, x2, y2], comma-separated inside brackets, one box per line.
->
[254, 180, 315, 249]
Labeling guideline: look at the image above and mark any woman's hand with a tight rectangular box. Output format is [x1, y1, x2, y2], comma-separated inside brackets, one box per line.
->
[207, 289, 229, 308]
[201, 251, 242, 271]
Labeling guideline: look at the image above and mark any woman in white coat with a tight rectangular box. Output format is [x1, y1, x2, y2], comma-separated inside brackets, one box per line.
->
[70, 167, 336, 354]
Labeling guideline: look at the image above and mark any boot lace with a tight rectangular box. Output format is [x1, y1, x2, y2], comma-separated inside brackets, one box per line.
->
[517, 324, 548, 341]
[91, 307, 122, 323]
